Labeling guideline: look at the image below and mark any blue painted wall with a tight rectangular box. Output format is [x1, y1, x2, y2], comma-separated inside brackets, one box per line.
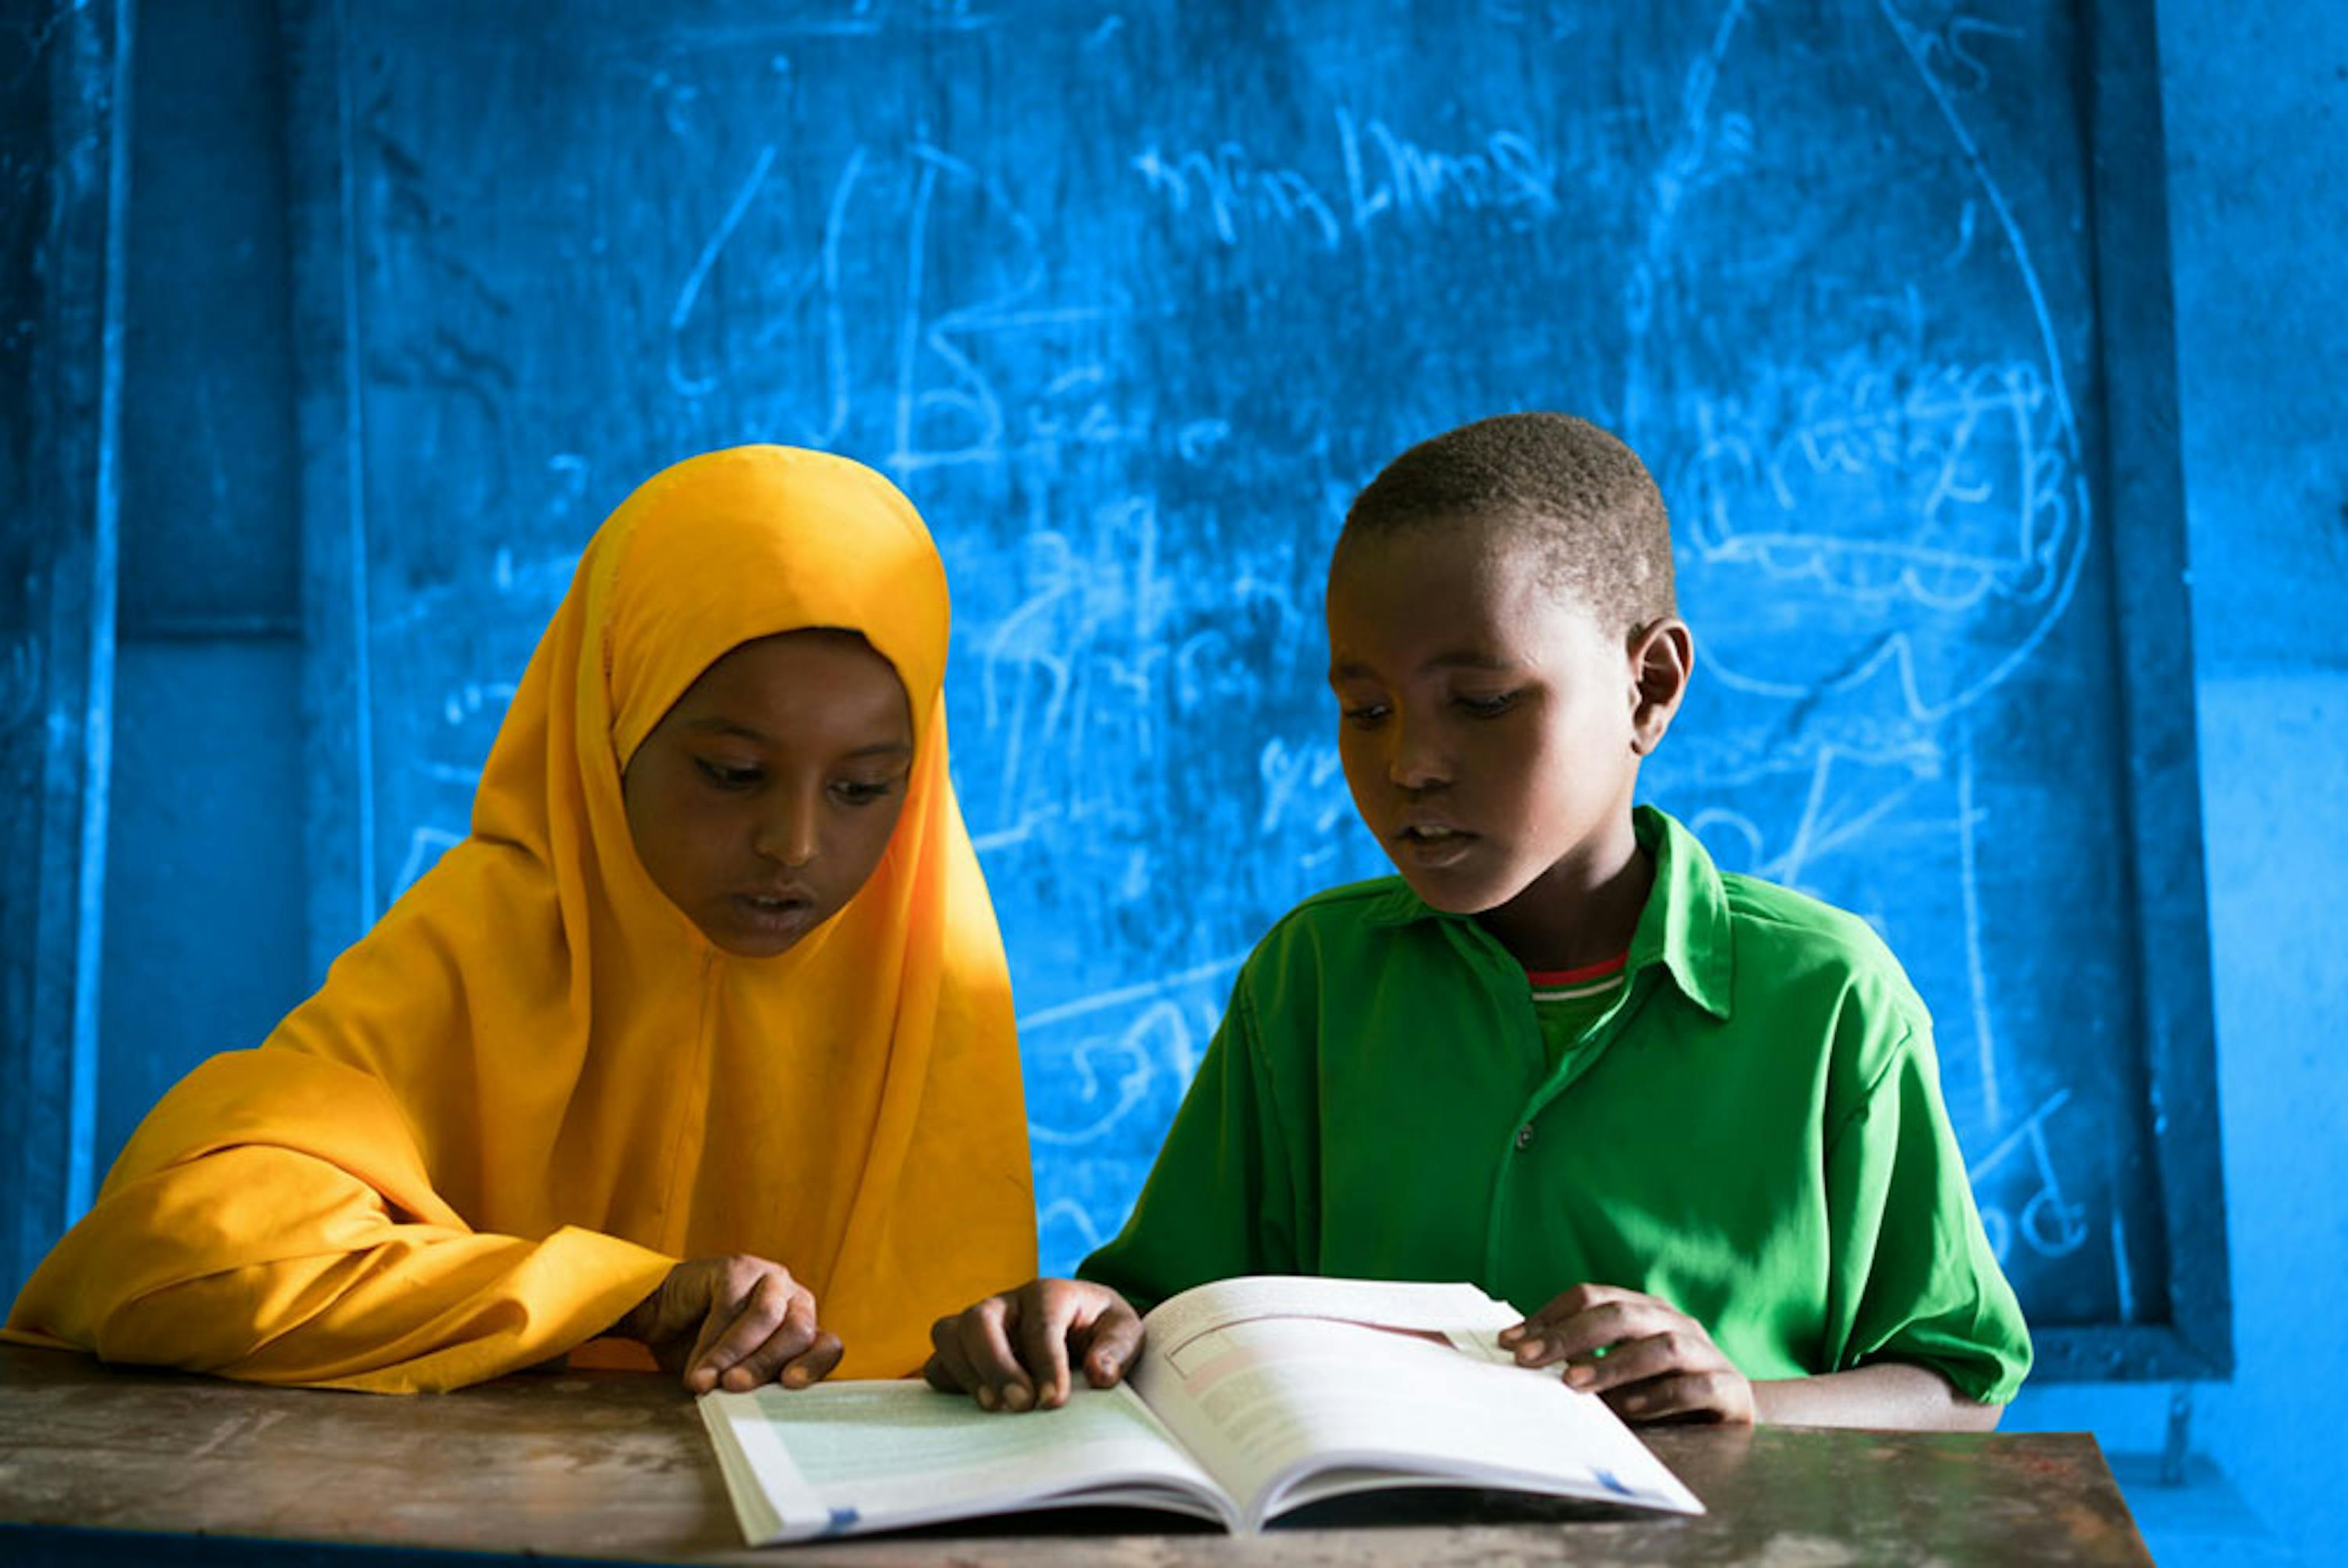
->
[120, 0, 2218, 1383]
[4, 1, 2342, 1561]
[2003, 3, 2348, 1563]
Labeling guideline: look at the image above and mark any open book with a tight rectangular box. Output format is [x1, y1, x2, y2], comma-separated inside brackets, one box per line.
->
[699, 1275, 1704, 1543]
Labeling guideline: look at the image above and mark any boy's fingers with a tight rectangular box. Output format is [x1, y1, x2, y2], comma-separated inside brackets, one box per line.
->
[779, 1330, 845, 1390]
[1561, 1331, 1682, 1393]
[1609, 1370, 1738, 1424]
[1510, 1283, 1622, 1340]
[1078, 1297, 1145, 1386]
[1520, 1299, 1659, 1365]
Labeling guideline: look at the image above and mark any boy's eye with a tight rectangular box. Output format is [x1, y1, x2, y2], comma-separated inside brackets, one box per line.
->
[1338, 701, 1391, 727]
[694, 757, 762, 790]
[1455, 690, 1521, 718]
[831, 778, 899, 807]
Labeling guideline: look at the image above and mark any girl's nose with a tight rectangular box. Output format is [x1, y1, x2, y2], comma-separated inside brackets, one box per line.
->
[754, 789, 820, 868]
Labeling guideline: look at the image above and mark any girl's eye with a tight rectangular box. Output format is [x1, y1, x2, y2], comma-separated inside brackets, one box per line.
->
[1339, 702, 1391, 727]
[832, 779, 899, 807]
[694, 757, 762, 790]
[1456, 691, 1521, 718]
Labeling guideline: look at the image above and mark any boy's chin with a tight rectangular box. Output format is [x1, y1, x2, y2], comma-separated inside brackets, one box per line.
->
[1388, 861, 1517, 917]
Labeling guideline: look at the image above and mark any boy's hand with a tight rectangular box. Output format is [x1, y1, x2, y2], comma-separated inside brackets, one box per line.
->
[1499, 1282, 1754, 1425]
[616, 1254, 844, 1395]
[921, 1278, 1145, 1412]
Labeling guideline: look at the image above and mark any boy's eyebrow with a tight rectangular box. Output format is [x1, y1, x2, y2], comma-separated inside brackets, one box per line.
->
[1421, 651, 1518, 672]
[1327, 651, 1518, 682]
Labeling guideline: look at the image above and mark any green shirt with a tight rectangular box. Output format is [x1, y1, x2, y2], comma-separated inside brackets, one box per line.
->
[1080, 807, 2032, 1404]
[1529, 957, 1626, 1075]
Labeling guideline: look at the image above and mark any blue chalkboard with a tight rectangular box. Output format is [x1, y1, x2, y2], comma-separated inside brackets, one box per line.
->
[275, 0, 2221, 1378]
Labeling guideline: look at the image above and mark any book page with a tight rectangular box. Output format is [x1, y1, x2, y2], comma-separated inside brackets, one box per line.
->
[1128, 1277, 1701, 1525]
[1142, 1275, 1524, 1350]
[700, 1379, 1236, 1544]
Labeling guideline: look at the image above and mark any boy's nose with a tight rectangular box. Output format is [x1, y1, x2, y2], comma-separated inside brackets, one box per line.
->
[1385, 716, 1449, 790]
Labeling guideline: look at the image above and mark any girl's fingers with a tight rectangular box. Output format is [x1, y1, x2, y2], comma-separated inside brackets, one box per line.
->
[693, 1272, 794, 1392]
[779, 1329, 844, 1390]
[925, 1318, 982, 1398]
[720, 1285, 822, 1391]
[679, 1278, 749, 1393]
[1078, 1296, 1145, 1387]
[1017, 1287, 1081, 1408]
[953, 1295, 1030, 1410]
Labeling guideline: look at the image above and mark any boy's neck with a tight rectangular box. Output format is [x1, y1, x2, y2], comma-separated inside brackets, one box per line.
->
[1472, 814, 1653, 973]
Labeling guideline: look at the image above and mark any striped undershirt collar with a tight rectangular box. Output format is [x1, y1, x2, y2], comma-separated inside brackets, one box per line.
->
[1526, 952, 1630, 1002]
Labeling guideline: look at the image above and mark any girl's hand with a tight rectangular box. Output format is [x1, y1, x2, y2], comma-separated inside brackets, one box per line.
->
[1499, 1282, 1755, 1425]
[921, 1278, 1144, 1412]
[616, 1254, 844, 1394]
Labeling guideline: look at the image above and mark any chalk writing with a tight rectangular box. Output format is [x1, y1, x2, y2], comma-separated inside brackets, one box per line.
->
[1969, 1090, 2091, 1264]
[1133, 110, 1562, 253]
[326, 0, 2181, 1340]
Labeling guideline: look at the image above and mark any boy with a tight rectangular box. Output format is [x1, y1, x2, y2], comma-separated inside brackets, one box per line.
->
[927, 413, 2028, 1427]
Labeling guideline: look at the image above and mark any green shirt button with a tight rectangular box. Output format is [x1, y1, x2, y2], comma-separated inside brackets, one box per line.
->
[1514, 1124, 1535, 1150]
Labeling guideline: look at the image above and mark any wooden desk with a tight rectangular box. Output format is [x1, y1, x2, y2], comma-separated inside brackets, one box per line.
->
[0, 1344, 2148, 1565]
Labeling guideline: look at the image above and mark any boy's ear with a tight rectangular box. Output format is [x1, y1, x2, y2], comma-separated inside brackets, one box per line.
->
[1627, 617, 1694, 756]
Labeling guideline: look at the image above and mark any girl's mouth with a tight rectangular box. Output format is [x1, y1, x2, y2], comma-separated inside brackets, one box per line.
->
[728, 893, 817, 937]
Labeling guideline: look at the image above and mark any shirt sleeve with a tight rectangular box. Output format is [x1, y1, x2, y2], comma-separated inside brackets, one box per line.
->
[1076, 970, 1305, 1311]
[1823, 1020, 2033, 1404]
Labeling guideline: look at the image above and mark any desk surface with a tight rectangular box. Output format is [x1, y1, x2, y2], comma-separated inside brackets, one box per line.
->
[0, 1345, 2149, 1566]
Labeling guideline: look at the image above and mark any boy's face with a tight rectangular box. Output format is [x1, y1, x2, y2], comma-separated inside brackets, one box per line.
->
[623, 629, 914, 958]
[1325, 523, 1657, 920]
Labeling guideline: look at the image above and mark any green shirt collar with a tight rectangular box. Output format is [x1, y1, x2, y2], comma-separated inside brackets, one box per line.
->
[1359, 805, 1734, 1021]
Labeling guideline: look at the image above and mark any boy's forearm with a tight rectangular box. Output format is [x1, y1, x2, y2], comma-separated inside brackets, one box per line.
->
[1750, 1362, 2004, 1431]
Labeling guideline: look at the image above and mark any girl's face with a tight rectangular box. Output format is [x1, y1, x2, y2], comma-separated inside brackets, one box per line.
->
[623, 630, 914, 957]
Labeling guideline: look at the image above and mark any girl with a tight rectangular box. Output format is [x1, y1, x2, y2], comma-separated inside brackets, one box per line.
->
[3, 446, 1035, 1394]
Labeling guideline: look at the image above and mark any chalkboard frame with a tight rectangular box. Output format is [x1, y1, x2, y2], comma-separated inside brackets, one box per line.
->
[275, 0, 2230, 1384]
[2029, 0, 2229, 1383]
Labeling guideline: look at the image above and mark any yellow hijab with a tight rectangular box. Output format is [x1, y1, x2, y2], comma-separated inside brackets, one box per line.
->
[5, 446, 1035, 1390]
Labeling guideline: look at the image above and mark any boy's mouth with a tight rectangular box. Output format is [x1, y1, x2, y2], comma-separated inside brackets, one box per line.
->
[1393, 822, 1479, 869]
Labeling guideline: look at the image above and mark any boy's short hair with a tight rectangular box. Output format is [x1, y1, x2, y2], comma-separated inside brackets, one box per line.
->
[1338, 412, 1677, 635]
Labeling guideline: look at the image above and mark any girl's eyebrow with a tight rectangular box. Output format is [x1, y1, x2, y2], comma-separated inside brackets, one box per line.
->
[684, 717, 771, 743]
[684, 716, 912, 761]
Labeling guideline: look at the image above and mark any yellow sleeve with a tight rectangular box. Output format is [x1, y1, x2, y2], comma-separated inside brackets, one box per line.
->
[2, 1052, 675, 1394]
